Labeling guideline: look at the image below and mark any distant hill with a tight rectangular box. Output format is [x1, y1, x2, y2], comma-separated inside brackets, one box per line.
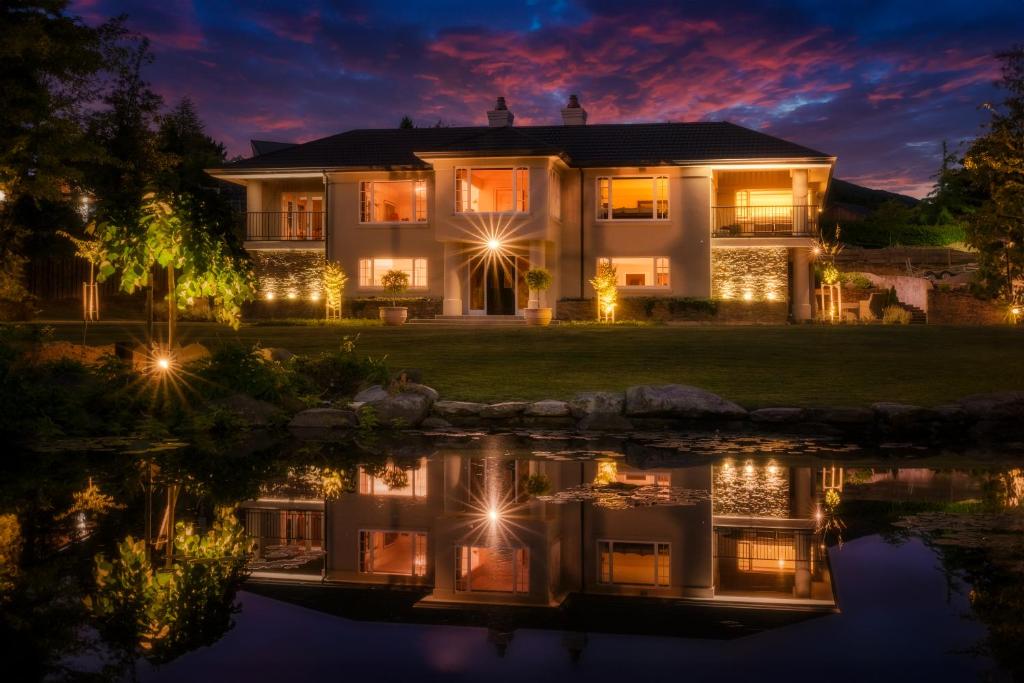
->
[828, 178, 918, 210]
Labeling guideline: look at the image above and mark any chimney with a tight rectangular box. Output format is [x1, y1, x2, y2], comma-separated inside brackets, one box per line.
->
[561, 94, 588, 125]
[487, 97, 515, 127]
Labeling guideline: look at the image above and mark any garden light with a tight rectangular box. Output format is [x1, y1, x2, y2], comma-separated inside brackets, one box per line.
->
[265, 292, 274, 301]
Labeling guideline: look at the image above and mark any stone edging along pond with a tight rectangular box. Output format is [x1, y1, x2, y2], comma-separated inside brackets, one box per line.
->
[287, 383, 1024, 445]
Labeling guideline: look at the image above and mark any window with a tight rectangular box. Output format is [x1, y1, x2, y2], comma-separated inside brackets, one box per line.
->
[597, 257, 670, 288]
[455, 167, 529, 213]
[598, 540, 670, 586]
[358, 458, 428, 497]
[597, 176, 668, 220]
[278, 192, 324, 239]
[360, 180, 427, 223]
[358, 258, 428, 289]
[455, 546, 529, 593]
[359, 530, 427, 576]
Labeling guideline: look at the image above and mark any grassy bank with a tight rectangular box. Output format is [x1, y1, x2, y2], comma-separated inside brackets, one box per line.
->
[33, 321, 1024, 407]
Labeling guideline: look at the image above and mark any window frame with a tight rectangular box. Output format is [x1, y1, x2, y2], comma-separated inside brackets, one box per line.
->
[597, 539, 671, 587]
[597, 257, 671, 290]
[359, 179, 428, 224]
[357, 257, 429, 290]
[596, 175, 670, 221]
[455, 167, 530, 214]
[357, 529, 428, 576]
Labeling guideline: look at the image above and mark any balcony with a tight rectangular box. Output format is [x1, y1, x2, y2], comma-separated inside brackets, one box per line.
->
[244, 211, 324, 241]
[712, 205, 819, 238]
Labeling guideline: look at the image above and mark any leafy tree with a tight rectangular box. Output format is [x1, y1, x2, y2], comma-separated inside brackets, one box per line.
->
[962, 46, 1024, 301]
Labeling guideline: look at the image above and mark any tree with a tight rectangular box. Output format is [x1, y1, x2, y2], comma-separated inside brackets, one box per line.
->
[398, 115, 414, 129]
[963, 47, 1024, 301]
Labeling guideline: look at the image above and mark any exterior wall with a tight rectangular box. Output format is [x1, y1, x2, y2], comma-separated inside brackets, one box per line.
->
[711, 246, 788, 303]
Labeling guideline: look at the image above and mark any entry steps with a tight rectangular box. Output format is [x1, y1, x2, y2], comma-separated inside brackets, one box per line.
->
[407, 315, 530, 326]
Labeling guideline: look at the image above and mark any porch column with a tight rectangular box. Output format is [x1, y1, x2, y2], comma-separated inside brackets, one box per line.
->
[792, 247, 812, 321]
[793, 531, 812, 599]
[528, 240, 546, 308]
[443, 242, 463, 316]
[791, 169, 808, 235]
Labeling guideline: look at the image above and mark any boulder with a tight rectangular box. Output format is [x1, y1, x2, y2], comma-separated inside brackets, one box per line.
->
[420, 416, 452, 430]
[176, 342, 211, 365]
[806, 407, 874, 424]
[404, 382, 440, 402]
[353, 385, 389, 403]
[480, 401, 529, 418]
[524, 399, 571, 417]
[257, 347, 295, 363]
[433, 400, 486, 417]
[568, 391, 625, 418]
[624, 385, 747, 419]
[577, 413, 634, 432]
[365, 392, 432, 427]
[288, 408, 358, 429]
[872, 402, 937, 424]
[956, 391, 1024, 420]
[211, 393, 285, 428]
[750, 407, 805, 423]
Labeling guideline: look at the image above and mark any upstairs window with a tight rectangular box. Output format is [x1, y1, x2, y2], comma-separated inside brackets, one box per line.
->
[360, 180, 427, 223]
[455, 167, 529, 213]
[597, 176, 669, 220]
[598, 257, 670, 288]
[358, 258, 428, 289]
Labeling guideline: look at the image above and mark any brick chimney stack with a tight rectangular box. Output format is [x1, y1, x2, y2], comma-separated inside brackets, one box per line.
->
[487, 97, 515, 127]
[561, 94, 588, 125]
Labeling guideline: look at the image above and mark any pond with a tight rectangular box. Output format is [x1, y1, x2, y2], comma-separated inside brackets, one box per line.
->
[2, 431, 1022, 681]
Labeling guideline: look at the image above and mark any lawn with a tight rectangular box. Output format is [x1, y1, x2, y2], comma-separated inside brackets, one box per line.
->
[36, 321, 1024, 408]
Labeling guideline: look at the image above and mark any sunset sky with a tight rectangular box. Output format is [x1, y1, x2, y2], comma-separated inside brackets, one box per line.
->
[71, 0, 1024, 197]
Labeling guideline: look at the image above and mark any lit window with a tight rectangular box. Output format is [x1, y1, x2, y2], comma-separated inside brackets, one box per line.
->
[597, 257, 670, 288]
[598, 540, 670, 586]
[597, 176, 668, 220]
[358, 530, 427, 576]
[455, 167, 529, 213]
[360, 180, 427, 223]
[357, 258, 429, 289]
[358, 458, 428, 496]
[455, 546, 529, 593]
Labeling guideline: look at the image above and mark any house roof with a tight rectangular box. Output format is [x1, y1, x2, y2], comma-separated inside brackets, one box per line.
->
[213, 121, 833, 173]
[249, 139, 298, 156]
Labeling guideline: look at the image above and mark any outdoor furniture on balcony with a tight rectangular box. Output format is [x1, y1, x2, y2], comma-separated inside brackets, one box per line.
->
[712, 205, 819, 237]
[244, 211, 325, 241]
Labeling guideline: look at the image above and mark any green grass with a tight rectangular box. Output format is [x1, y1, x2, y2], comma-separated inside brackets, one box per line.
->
[34, 322, 1024, 407]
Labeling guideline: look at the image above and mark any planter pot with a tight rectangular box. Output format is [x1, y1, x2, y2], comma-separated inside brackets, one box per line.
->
[380, 306, 408, 326]
[524, 307, 553, 327]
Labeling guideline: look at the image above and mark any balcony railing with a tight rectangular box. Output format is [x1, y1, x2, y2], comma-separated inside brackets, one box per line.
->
[244, 211, 324, 241]
[712, 205, 819, 238]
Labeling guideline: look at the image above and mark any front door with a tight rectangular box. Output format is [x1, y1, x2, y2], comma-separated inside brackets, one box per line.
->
[485, 261, 516, 315]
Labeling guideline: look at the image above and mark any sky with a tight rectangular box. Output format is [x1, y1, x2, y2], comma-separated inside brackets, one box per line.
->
[71, 0, 1024, 197]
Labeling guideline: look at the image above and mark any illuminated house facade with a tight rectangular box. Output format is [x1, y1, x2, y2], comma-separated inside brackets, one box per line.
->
[240, 452, 835, 609]
[208, 96, 835, 320]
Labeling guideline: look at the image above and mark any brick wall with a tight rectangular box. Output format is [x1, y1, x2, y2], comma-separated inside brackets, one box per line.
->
[927, 289, 1007, 325]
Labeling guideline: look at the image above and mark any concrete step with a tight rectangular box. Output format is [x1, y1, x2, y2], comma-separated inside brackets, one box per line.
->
[408, 315, 528, 326]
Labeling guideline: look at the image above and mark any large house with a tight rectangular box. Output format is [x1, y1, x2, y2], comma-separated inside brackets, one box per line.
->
[208, 96, 835, 321]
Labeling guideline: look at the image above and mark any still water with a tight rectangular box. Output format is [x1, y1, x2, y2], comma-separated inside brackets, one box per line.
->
[3, 432, 1021, 681]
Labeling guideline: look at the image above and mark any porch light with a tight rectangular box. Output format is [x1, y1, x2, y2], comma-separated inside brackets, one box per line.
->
[486, 238, 502, 251]
[488, 508, 500, 523]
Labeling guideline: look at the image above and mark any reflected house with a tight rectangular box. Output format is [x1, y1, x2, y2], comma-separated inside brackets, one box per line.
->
[242, 453, 835, 611]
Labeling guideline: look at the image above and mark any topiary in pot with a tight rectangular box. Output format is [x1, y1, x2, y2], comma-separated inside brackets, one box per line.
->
[379, 269, 410, 326]
[524, 267, 553, 326]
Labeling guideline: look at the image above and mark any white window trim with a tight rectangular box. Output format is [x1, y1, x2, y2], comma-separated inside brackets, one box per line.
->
[596, 175, 670, 222]
[357, 529, 427, 576]
[455, 167, 530, 214]
[357, 257, 429, 290]
[597, 539, 671, 587]
[359, 179, 428, 224]
[597, 257, 671, 290]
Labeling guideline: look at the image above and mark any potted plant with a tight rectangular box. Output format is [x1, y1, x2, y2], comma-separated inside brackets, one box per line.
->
[524, 267, 553, 326]
[379, 269, 410, 326]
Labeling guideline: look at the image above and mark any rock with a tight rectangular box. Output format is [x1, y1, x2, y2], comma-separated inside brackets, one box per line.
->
[524, 399, 571, 417]
[394, 368, 424, 384]
[211, 393, 284, 427]
[480, 402, 529, 418]
[288, 408, 358, 429]
[624, 385, 747, 419]
[433, 400, 486, 417]
[577, 413, 634, 431]
[872, 402, 937, 424]
[750, 407, 805, 423]
[420, 416, 452, 430]
[353, 385, 389, 403]
[568, 392, 625, 418]
[807, 407, 874, 424]
[934, 404, 968, 421]
[257, 347, 295, 363]
[404, 382, 439, 403]
[365, 392, 432, 427]
[956, 391, 1024, 420]
[176, 342, 211, 365]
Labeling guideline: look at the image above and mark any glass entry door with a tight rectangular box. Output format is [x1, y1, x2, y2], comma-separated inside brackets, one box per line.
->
[469, 258, 527, 315]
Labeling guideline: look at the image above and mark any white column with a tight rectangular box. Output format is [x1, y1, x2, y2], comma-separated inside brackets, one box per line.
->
[443, 242, 463, 316]
[792, 247, 812, 321]
[528, 240, 545, 308]
[791, 169, 808, 235]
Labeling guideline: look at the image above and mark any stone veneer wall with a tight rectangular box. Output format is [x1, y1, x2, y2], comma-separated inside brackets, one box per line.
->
[250, 249, 326, 301]
[711, 247, 788, 303]
[927, 289, 1007, 325]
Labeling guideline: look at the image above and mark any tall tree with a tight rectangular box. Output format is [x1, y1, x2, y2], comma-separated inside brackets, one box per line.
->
[963, 46, 1024, 301]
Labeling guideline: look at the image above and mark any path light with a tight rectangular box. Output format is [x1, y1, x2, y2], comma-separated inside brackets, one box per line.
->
[265, 292, 274, 301]
[287, 292, 297, 300]
[310, 291, 320, 302]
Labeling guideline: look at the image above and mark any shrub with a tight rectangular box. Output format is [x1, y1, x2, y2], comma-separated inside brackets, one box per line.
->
[193, 344, 290, 401]
[525, 268, 553, 293]
[293, 351, 388, 400]
[882, 305, 912, 325]
[380, 270, 409, 307]
[842, 273, 874, 290]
